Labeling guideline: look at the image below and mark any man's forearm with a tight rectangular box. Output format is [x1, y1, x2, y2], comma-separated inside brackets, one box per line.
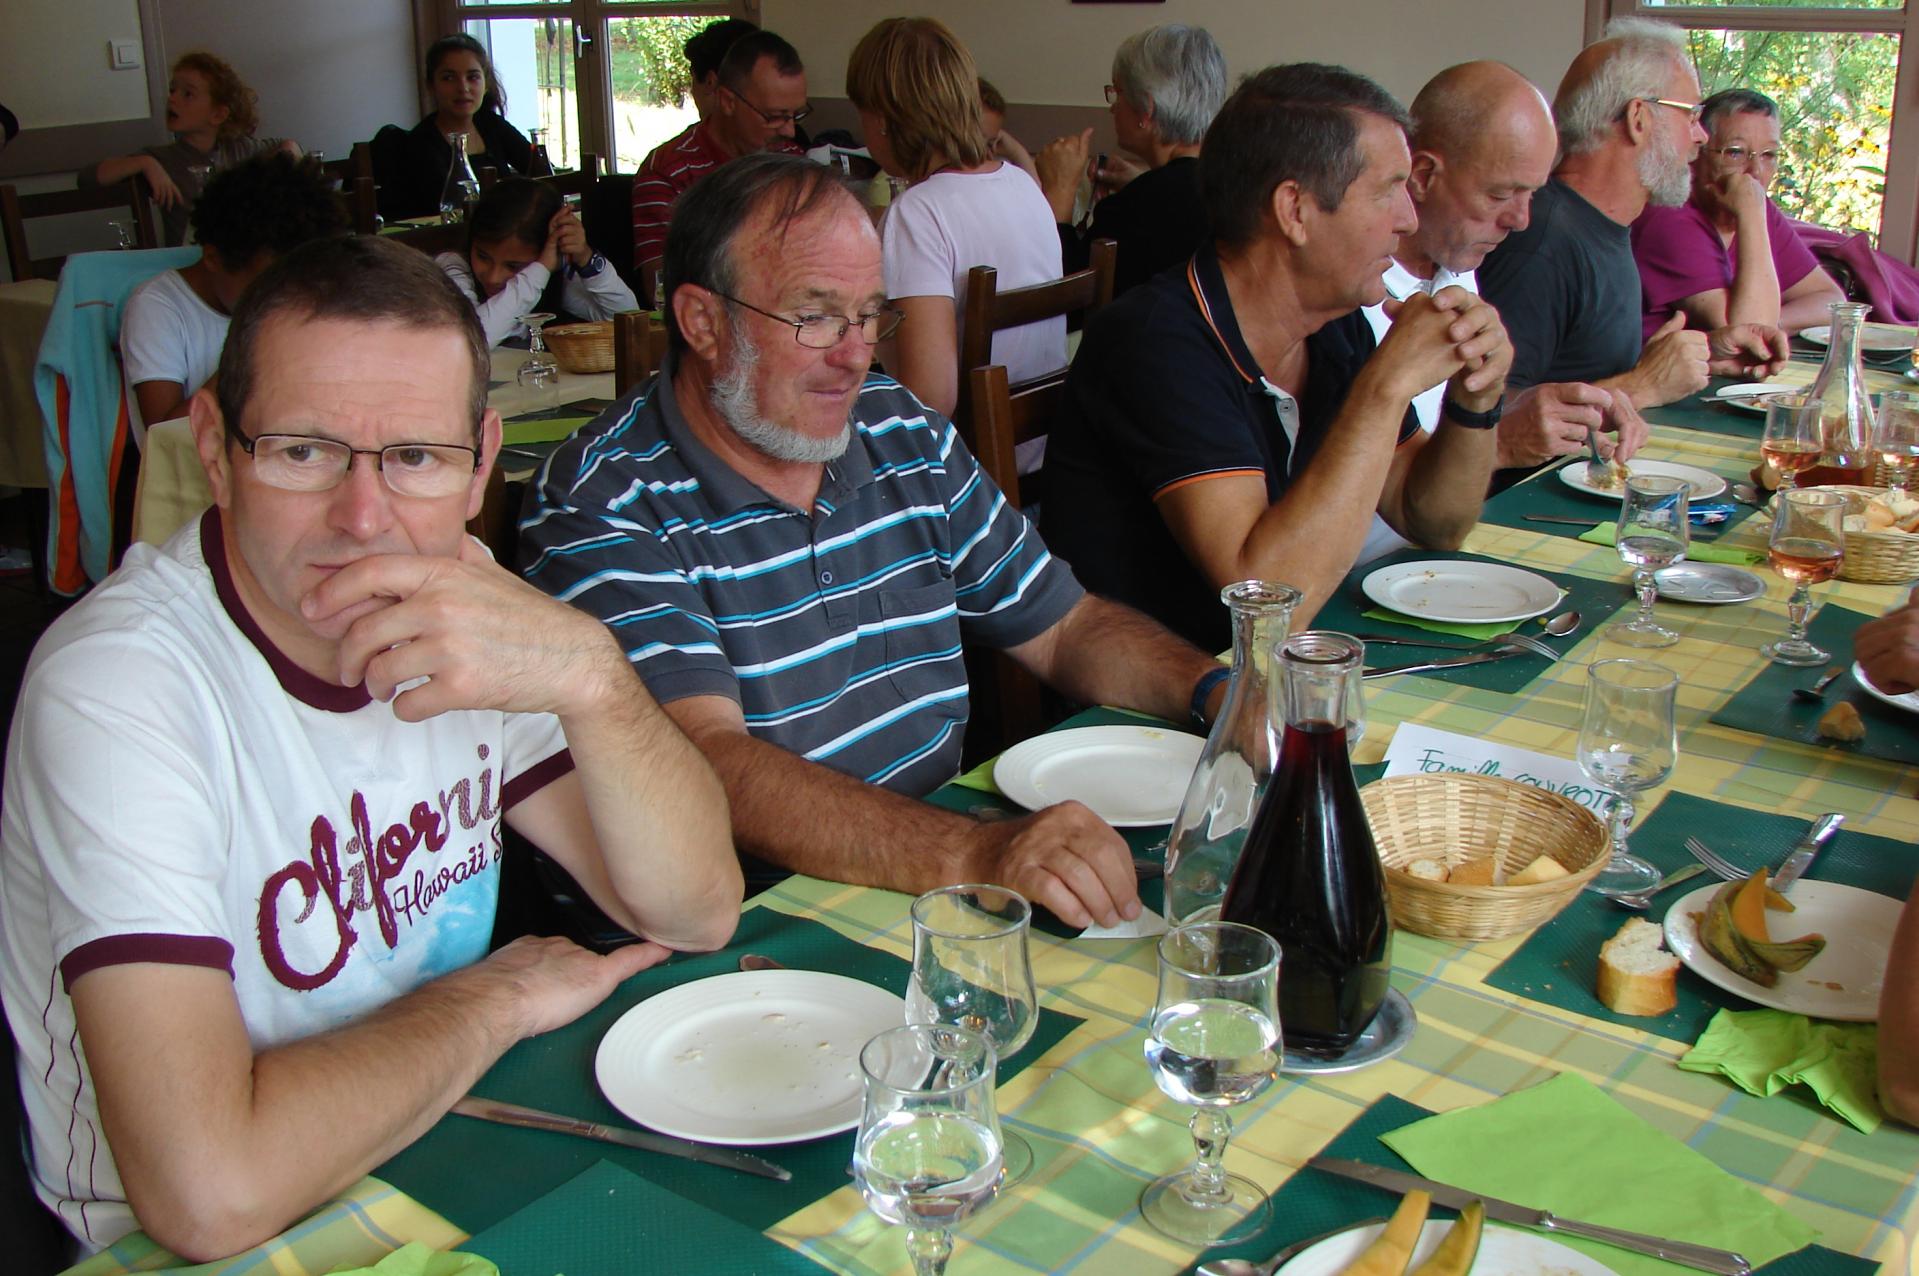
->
[1014, 593, 1220, 714]
[1393, 417, 1498, 548]
[1726, 205, 1781, 328]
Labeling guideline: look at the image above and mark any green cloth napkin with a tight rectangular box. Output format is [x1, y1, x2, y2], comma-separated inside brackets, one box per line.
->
[502, 415, 591, 446]
[1576, 522, 1764, 565]
[1680, 1008, 1882, 1134]
[948, 704, 1166, 794]
[1358, 606, 1548, 641]
[1380, 1072, 1819, 1276]
[329, 1242, 499, 1276]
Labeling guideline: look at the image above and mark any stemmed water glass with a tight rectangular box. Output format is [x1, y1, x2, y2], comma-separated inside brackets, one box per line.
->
[1874, 391, 1919, 500]
[105, 220, 136, 250]
[1140, 921, 1281, 1245]
[906, 885, 1038, 1183]
[853, 1024, 1004, 1276]
[1606, 474, 1690, 648]
[517, 313, 559, 390]
[1577, 658, 1679, 897]
[1761, 394, 1824, 492]
[1762, 488, 1848, 666]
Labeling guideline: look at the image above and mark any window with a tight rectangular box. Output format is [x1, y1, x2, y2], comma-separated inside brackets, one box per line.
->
[1596, 0, 1917, 262]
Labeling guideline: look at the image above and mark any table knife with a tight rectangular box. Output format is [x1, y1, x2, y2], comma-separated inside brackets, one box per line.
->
[1362, 650, 1516, 681]
[1771, 812, 1844, 894]
[451, 1095, 792, 1181]
[1307, 1157, 1751, 1276]
[1523, 514, 1605, 527]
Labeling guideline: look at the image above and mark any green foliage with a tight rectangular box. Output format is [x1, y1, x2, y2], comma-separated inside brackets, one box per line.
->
[1685, 26, 1897, 238]
[607, 16, 707, 107]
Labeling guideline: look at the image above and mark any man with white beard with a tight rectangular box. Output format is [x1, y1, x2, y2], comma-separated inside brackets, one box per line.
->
[1478, 18, 1789, 473]
[520, 153, 1223, 932]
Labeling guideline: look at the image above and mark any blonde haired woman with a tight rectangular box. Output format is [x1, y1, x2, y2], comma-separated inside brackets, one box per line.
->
[847, 18, 1064, 418]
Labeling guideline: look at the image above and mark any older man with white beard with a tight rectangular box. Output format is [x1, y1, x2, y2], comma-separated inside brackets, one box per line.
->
[520, 153, 1224, 931]
[1478, 18, 1789, 472]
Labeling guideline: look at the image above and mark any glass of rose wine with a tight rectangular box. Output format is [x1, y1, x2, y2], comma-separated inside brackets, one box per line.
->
[1761, 394, 1824, 492]
[1762, 488, 1848, 667]
[1874, 391, 1919, 501]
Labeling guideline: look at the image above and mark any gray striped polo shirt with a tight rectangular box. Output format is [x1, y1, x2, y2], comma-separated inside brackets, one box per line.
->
[519, 363, 1083, 796]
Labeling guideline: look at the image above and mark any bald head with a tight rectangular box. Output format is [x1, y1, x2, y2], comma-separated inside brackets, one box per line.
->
[1410, 61, 1554, 165]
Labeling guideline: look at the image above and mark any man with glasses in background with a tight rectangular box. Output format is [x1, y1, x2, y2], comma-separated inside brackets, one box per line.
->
[631, 29, 811, 302]
[1631, 87, 1846, 339]
[524, 154, 1224, 934]
[1477, 19, 1791, 474]
[0, 235, 740, 1259]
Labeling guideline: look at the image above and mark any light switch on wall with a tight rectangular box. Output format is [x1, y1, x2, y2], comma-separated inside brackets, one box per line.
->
[110, 39, 141, 70]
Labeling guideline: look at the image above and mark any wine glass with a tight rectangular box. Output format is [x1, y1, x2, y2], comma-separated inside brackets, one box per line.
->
[1874, 391, 1919, 500]
[1762, 488, 1848, 666]
[853, 1024, 1004, 1276]
[906, 885, 1038, 1183]
[1577, 659, 1679, 897]
[105, 220, 136, 250]
[1761, 394, 1824, 492]
[1606, 474, 1690, 648]
[517, 313, 560, 391]
[1140, 921, 1281, 1245]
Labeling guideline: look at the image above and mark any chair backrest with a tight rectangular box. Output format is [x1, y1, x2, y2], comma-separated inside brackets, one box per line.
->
[581, 171, 638, 293]
[0, 181, 160, 282]
[614, 309, 659, 397]
[543, 153, 602, 202]
[342, 175, 380, 235]
[966, 364, 1065, 513]
[954, 236, 1115, 425]
[381, 220, 467, 259]
[368, 124, 414, 222]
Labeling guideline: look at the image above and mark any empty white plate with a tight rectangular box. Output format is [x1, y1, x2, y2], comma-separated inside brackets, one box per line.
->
[1801, 322, 1915, 354]
[993, 724, 1203, 826]
[1663, 879, 1899, 1021]
[595, 969, 905, 1145]
[1360, 560, 1563, 625]
[1559, 458, 1728, 501]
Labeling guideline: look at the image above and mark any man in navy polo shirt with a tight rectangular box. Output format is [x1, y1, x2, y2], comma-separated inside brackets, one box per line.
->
[523, 154, 1224, 931]
[1041, 63, 1514, 655]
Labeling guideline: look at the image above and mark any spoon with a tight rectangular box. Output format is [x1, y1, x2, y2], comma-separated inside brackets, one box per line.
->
[1200, 1218, 1389, 1276]
[1791, 666, 1846, 703]
[1607, 863, 1708, 911]
[1538, 609, 1582, 638]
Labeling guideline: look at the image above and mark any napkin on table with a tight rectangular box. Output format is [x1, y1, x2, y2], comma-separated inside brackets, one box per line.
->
[327, 1242, 499, 1276]
[1379, 1072, 1818, 1276]
[1578, 521, 1764, 565]
[1679, 1007, 1881, 1134]
[1358, 607, 1552, 642]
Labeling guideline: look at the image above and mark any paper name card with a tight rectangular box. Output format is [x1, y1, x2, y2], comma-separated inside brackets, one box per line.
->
[1381, 722, 1614, 816]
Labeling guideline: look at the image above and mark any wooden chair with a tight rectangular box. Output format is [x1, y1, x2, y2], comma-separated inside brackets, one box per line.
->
[614, 308, 660, 396]
[1, 180, 159, 281]
[381, 220, 466, 258]
[468, 461, 524, 567]
[342, 175, 380, 235]
[544, 153, 602, 201]
[953, 237, 1115, 430]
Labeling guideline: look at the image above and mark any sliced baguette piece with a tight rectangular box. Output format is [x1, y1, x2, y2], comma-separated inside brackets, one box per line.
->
[1404, 857, 1450, 882]
[1448, 858, 1497, 887]
[1507, 854, 1571, 886]
[1597, 918, 1679, 1016]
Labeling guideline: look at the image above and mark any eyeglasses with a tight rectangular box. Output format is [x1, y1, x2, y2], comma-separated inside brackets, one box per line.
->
[1709, 143, 1781, 165]
[712, 291, 906, 348]
[1641, 96, 1703, 121]
[227, 424, 479, 498]
[726, 88, 812, 127]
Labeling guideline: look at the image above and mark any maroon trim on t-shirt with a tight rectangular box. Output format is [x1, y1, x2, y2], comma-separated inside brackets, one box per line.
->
[502, 747, 575, 810]
[59, 933, 236, 991]
[201, 509, 372, 713]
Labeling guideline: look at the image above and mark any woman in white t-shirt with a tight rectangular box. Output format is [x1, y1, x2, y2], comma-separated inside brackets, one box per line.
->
[846, 18, 1066, 418]
[120, 152, 345, 430]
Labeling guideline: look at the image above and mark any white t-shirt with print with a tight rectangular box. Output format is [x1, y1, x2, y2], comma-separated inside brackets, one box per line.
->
[119, 268, 228, 425]
[0, 511, 572, 1251]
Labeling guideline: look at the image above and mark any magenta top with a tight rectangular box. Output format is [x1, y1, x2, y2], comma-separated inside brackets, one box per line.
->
[1630, 195, 1821, 340]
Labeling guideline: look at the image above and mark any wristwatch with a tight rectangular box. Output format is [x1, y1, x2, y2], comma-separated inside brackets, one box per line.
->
[1189, 666, 1232, 729]
[1442, 394, 1503, 430]
[571, 252, 607, 280]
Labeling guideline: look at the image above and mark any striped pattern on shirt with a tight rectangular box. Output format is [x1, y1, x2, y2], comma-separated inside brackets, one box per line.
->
[628, 124, 804, 265]
[519, 366, 1083, 796]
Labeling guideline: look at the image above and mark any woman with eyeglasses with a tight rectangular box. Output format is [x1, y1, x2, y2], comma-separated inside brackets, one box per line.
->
[847, 18, 1065, 420]
[1630, 88, 1845, 339]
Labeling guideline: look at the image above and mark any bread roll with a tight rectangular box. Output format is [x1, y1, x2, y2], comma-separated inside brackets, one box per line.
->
[1448, 858, 1497, 886]
[1508, 854, 1571, 886]
[1405, 858, 1450, 882]
[1597, 918, 1679, 1016]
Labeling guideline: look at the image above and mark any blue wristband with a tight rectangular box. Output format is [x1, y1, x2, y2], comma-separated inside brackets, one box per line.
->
[1190, 666, 1232, 729]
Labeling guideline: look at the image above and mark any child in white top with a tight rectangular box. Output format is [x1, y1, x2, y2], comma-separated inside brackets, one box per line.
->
[437, 177, 637, 348]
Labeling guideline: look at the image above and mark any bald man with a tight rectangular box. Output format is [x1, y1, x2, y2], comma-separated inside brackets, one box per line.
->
[1478, 20, 1789, 473]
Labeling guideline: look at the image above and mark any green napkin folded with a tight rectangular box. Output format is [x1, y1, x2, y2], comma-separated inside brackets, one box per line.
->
[328, 1242, 499, 1276]
[502, 415, 592, 446]
[1679, 1008, 1882, 1134]
[1577, 522, 1764, 565]
[1381, 1072, 1818, 1276]
[949, 704, 1168, 794]
[1358, 607, 1548, 641]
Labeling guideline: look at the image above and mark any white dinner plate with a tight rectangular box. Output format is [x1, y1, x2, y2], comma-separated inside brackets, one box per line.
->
[1558, 458, 1729, 502]
[1713, 382, 1798, 415]
[993, 724, 1203, 826]
[1663, 879, 1900, 1021]
[1851, 660, 1919, 713]
[1279, 1219, 1618, 1276]
[1801, 322, 1915, 354]
[595, 970, 905, 1145]
[1360, 560, 1563, 625]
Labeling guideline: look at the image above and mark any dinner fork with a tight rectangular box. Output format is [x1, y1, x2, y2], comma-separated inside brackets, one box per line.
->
[1358, 630, 1564, 661]
[1586, 423, 1612, 487]
[1683, 836, 1749, 882]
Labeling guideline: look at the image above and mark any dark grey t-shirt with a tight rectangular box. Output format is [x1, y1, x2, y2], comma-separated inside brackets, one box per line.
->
[1477, 179, 1642, 392]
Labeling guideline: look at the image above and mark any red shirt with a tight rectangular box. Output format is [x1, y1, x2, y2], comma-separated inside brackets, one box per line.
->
[630, 122, 803, 265]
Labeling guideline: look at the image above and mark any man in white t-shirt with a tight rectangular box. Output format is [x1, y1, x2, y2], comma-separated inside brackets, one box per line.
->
[0, 235, 742, 1260]
[1356, 61, 1561, 563]
[120, 152, 345, 431]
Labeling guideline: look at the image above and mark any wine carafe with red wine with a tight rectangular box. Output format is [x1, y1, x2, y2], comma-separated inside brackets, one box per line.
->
[1218, 631, 1391, 1056]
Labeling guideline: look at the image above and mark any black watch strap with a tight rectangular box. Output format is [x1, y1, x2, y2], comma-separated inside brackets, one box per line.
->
[1442, 395, 1503, 430]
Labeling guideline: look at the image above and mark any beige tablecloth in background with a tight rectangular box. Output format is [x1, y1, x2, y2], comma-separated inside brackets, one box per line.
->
[0, 278, 57, 489]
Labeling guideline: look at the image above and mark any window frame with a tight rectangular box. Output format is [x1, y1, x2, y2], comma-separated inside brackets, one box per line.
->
[1589, 0, 1918, 263]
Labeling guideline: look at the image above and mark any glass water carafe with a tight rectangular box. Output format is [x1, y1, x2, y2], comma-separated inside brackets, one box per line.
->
[1162, 581, 1302, 926]
[439, 131, 481, 224]
[1803, 300, 1877, 484]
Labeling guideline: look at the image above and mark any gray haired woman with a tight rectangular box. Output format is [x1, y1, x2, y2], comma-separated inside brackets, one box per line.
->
[1036, 24, 1226, 294]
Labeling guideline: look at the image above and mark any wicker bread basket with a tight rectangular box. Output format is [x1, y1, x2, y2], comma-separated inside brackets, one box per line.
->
[1360, 774, 1609, 942]
[1795, 485, 1919, 584]
[541, 321, 615, 374]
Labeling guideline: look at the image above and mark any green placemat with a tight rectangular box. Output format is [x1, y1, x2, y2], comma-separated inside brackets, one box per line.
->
[1646, 379, 1778, 441]
[1183, 1091, 1867, 1276]
[502, 415, 591, 446]
[460, 1159, 821, 1275]
[1709, 602, 1919, 767]
[377, 907, 1084, 1234]
[1485, 792, 1916, 1042]
[1576, 522, 1763, 565]
[1316, 550, 1622, 694]
[1480, 458, 1759, 541]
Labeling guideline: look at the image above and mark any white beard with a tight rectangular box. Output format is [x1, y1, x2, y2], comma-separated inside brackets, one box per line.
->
[712, 316, 851, 464]
[1640, 125, 1693, 207]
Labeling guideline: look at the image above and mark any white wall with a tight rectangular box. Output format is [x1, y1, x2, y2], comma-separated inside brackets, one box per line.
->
[762, 0, 1587, 107]
[2, 0, 154, 129]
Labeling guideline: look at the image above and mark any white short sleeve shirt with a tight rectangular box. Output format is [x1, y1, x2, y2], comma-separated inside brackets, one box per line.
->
[119, 268, 229, 416]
